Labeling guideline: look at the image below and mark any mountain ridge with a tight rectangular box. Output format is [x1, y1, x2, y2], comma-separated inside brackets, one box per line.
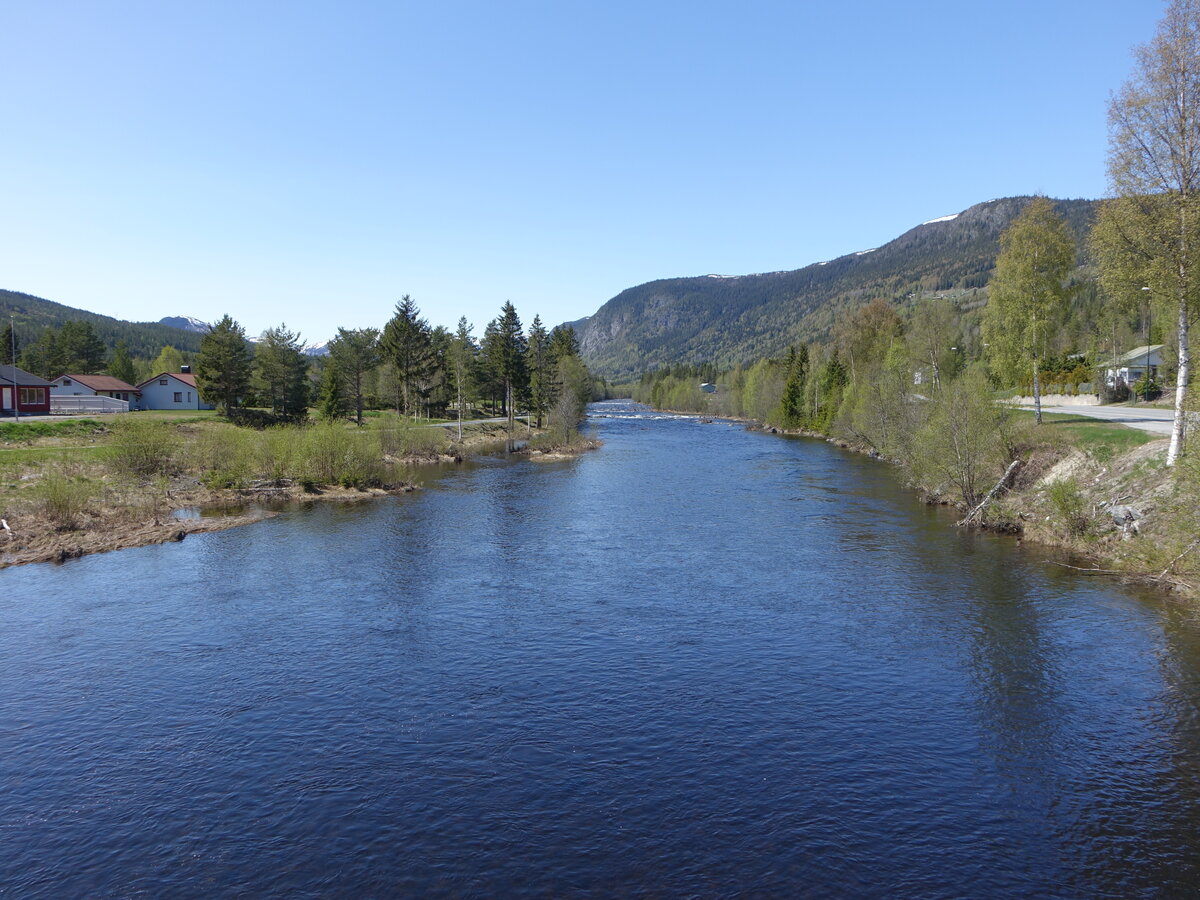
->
[0, 289, 206, 358]
[572, 196, 1100, 379]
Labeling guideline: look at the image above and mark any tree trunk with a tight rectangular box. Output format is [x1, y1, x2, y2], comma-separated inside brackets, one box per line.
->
[1033, 364, 1042, 425]
[1168, 296, 1190, 465]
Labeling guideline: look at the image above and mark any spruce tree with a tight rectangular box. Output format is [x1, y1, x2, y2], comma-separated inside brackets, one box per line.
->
[1, 321, 19, 366]
[780, 344, 809, 427]
[195, 315, 253, 412]
[108, 341, 138, 385]
[526, 315, 551, 428]
[381, 295, 433, 417]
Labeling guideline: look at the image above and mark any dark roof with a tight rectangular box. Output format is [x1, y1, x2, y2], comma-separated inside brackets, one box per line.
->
[57, 374, 141, 393]
[0, 365, 53, 387]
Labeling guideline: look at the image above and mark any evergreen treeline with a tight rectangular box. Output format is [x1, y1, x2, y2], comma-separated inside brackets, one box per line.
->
[184, 299, 609, 433]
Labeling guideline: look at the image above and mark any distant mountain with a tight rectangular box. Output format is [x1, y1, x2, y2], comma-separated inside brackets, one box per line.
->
[158, 315, 210, 333]
[0, 289, 206, 358]
[573, 197, 1100, 379]
[303, 341, 331, 357]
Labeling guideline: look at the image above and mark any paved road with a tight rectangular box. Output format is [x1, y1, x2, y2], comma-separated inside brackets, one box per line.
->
[1038, 405, 1176, 436]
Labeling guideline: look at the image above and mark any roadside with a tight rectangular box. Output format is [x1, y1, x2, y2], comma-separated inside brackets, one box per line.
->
[1031, 404, 1176, 436]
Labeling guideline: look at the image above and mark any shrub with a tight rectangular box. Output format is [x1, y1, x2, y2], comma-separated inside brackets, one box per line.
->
[107, 418, 179, 478]
[32, 470, 95, 529]
[298, 422, 382, 487]
[1047, 478, 1091, 537]
[189, 426, 257, 489]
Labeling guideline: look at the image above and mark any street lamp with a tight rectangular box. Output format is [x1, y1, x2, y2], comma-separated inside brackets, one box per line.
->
[6, 315, 16, 422]
[1141, 286, 1152, 402]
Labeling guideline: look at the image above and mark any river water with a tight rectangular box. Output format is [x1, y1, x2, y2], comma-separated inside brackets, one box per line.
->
[3, 401, 1200, 897]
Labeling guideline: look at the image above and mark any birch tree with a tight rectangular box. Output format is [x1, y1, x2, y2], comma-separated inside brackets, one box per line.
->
[983, 197, 1074, 424]
[1099, 0, 1200, 464]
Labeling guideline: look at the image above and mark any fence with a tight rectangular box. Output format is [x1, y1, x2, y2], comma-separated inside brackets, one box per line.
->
[50, 396, 129, 415]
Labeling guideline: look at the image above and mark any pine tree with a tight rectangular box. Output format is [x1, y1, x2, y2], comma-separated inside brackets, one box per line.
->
[328, 327, 380, 426]
[58, 321, 107, 373]
[195, 315, 253, 412]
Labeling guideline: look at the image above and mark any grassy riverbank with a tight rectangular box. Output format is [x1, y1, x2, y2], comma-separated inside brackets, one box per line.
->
[0, 413, 537, 568]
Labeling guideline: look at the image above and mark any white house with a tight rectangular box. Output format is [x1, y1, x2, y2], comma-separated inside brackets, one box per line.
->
[51, 374, 140, 402]
[1104, 344, 1164, 388]
[50, 374, 141, 414]
[135, 370, 214, 410]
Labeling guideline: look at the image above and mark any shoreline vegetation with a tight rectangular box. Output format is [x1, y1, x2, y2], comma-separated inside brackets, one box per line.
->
[0, 414, 598, 569]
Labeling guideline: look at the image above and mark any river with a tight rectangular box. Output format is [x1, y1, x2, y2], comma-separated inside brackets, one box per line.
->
[3, 401, 1199, 897]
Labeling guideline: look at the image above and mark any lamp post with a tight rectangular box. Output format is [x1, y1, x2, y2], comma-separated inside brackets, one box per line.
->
[1141, 286, 1152, 402]
[6, 315, 16, 422]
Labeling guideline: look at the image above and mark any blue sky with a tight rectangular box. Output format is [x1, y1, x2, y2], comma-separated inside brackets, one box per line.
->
[0, 1, 1159, 346]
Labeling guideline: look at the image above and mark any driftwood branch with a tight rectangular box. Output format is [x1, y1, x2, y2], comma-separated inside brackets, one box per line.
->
[958, 459, 1022, 528]
[1158, 537, 1200, 580]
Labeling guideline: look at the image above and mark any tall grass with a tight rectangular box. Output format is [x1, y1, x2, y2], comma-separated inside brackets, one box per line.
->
[107, 418, 180, 478]
[299, 423, 384, 487]
[370, 413, 449, 458]
[31, 469, 95, 529]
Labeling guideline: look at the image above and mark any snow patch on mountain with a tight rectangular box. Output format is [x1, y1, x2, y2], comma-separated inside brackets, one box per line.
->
[921, 213, 960, 225]
[159, 315, 210, 333]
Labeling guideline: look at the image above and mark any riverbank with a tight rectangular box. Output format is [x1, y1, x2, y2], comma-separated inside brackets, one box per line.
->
[0, 415, 559, 570]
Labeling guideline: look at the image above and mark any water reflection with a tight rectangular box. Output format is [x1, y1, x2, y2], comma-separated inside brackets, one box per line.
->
[1, 402, 1198, 896]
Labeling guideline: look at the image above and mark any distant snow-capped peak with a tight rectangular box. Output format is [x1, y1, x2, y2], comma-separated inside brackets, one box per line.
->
[159, 315, 210, 333]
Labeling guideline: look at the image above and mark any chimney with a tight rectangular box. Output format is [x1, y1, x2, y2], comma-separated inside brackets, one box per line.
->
[180, 365, 191, 374]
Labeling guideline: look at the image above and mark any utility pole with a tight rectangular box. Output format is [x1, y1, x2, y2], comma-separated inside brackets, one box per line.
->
[8, 316, 18, 422]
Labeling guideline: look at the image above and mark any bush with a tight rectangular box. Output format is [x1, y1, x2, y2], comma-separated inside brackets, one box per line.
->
[298, 422, 382, 487]
[1047, 478, 1091, 537]
[1132, 374, 1163, 401]
[32, 470, 95, 529]
[371, 414, 448, 459]
[107, 418, 179, 478]
[189, 427, 258, 489]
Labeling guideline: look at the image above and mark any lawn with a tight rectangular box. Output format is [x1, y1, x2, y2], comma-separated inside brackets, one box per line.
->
[1013, 410, 1155, 461]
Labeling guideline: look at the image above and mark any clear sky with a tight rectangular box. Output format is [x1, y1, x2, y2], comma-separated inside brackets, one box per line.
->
[0, 0, 1161, 346]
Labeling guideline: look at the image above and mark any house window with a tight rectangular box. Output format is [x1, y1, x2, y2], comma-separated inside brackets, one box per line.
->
[20, 388, 44, 405]
[187, 392, 192, 402]
[62, 378, 72, 385]
[174, 392, 183, 403]
[159, 379, 168, 386]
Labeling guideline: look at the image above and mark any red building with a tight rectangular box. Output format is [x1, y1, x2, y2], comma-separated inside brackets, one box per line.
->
[0, 365, 54, 415]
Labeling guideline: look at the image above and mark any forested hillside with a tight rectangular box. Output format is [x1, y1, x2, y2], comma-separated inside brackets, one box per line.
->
[0, 289, 204, 358]
[574, 197, 1099, 378]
